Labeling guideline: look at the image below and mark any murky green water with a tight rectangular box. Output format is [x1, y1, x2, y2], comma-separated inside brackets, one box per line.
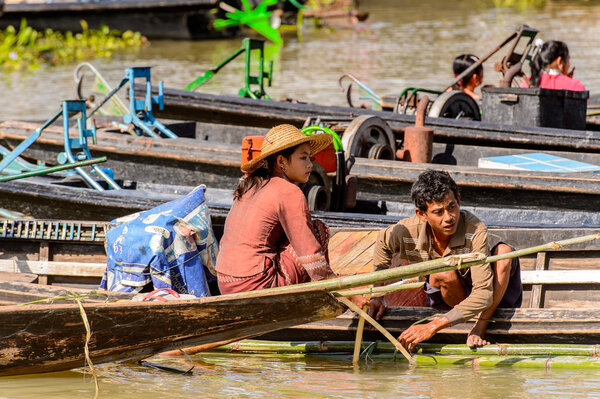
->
[3, 0, 600, 396]
[3, 353, 600, 398]
[1, 0, 600, 120]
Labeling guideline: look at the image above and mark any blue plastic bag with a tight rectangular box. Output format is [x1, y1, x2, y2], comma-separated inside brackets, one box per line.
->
[100, 185, 218, 297]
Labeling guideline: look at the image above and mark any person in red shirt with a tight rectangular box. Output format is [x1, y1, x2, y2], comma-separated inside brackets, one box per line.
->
[216, 124, 368, 308]
[525, 40, 586, 91]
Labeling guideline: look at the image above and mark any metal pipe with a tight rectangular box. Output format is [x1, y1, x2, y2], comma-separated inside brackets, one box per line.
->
[0, 157, 107, 182]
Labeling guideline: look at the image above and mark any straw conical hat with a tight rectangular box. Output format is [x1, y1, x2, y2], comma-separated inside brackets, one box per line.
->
[241, 124, 332, 173]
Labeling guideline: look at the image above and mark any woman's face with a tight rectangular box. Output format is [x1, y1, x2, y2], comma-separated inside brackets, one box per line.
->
[278, 143, 313, 183]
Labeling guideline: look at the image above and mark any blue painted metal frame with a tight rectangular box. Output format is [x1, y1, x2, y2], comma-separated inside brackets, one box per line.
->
[0, 100, 121, 191]
[59, 100, 121, 191]
[0, 108, 62, 174]
[85, 66, 178, 138]
[122, 67, 177, 138]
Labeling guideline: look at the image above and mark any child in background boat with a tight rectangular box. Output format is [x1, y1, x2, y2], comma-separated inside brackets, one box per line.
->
[450, 54, 484, 100]
[369, 170, 522, 349]
[215, 124, 368, 307]
[522, 40, 586, 91]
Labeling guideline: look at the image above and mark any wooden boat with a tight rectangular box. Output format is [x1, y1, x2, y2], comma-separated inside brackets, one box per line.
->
[3, 172, 600, 228]
[2, 221, 600, 347]
[140, 86, 600, 143]
[0, 0, 230, 40]
[3, 120, 600, 216]
[0, 278, 344, 376]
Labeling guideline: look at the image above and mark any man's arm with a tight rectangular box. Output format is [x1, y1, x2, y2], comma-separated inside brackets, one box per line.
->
[369, 225, 405, 319]
[444, 227, 493, 325]
[467, 243, 513, 347]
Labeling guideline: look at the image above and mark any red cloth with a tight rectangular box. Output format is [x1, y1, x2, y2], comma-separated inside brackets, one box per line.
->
[522, 73, 586, 91]
[216, 176, 334, 294]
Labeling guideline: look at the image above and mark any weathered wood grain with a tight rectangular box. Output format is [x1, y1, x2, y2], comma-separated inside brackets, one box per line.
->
[0, 289, 345, 376]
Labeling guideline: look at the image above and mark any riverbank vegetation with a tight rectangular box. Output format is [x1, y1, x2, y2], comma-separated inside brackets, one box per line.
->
[0, 19, 148, 71]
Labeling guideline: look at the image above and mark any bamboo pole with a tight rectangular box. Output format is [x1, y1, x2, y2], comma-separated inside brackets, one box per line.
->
[218, 233, 600, 299]
[213, 340, 600, 358]
[335, 282, 424, 298]
[337, 296, 416, 365]
[352, 305, 367, 364]
[198, 350, 600, 369]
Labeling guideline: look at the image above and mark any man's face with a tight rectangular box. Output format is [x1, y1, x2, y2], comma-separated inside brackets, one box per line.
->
[416, 191, 461, 240]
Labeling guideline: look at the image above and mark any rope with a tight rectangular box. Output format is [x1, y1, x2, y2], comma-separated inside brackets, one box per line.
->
[69, 291, 99, 399]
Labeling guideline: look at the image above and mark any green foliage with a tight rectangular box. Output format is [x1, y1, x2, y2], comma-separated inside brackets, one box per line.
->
[0, 19, 148, 71]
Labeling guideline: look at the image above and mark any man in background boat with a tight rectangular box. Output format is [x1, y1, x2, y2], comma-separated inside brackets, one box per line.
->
[369, 170, 522, 348]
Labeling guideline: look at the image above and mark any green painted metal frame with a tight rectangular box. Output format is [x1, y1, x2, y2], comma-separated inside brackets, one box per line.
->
[185, 38, 273, 100]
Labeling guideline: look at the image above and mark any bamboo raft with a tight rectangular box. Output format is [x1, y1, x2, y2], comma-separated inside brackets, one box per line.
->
[2, 120, 600, 216]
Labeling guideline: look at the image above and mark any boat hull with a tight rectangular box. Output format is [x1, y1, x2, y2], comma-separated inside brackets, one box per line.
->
[0, 288, 344, 376]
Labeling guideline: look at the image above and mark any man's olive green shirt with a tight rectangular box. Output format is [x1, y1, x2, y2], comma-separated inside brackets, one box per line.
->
[373, 210, 493, 325]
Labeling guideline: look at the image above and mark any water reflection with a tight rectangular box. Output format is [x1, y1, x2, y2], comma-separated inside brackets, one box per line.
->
[3, 354, 600, 398]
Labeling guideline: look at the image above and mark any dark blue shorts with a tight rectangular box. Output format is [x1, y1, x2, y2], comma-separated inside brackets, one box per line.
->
[425, 243, 523, 310]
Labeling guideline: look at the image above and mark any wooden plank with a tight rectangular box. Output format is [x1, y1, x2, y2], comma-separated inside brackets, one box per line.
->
[522, 270, 600, 284]
[330, 231, 377, 275]
[0, 259, 105, 277]
[38, 241, 49, 285]
[529, 252, 547, 308]
[328, 231, 370, 260]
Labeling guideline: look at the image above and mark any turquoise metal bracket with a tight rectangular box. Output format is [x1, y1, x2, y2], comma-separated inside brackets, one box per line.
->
[59, 100, 121, 191]
[86, 67, 178, 139]
[0, 100, 121, 191]
[0, 144, 45, 175]
[123, 67, 177, 138]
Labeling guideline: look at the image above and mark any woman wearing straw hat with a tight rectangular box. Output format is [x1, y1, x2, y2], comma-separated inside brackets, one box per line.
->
[215, 124, 366, 301]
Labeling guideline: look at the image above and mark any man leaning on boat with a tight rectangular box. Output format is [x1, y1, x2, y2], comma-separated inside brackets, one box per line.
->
[369, 170, 522, 349]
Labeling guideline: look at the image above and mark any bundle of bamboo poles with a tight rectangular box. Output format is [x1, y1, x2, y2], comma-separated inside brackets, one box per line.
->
[206, 340, 600, 369]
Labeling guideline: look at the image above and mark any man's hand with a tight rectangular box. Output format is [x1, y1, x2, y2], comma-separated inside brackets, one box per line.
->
[347, 294, 370, 309]
[367, 297, 386, 320]
[399, 316, 450, 352]
[466, 320, 491, 348]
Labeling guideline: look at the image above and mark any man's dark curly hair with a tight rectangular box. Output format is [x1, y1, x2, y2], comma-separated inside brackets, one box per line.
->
[411, 170, 460, 212]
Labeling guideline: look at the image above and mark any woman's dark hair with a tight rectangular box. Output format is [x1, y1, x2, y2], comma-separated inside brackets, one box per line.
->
[411, 169, 460, 212]
[234, 144, 299, 200]
[530, 40, 569, 87]
[452, 54, 483, 89]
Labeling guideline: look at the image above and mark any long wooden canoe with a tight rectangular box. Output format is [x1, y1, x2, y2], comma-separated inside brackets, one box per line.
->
[0, 0, 227, 40]
[140, 86, 600, 144]
[0, 282, 344, 376]
[2, 120, 600, 215]
[2, 175, 600, 228]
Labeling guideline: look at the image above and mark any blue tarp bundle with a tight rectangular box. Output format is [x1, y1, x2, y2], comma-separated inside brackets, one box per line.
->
[100, 185, 218, 297]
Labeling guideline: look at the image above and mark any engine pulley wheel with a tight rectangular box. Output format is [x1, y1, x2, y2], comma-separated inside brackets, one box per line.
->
[341, 115, 396, 160]
[367, 144, 394, 160]
[428, 90, 481, 121]
[306, 185, 331, 212]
